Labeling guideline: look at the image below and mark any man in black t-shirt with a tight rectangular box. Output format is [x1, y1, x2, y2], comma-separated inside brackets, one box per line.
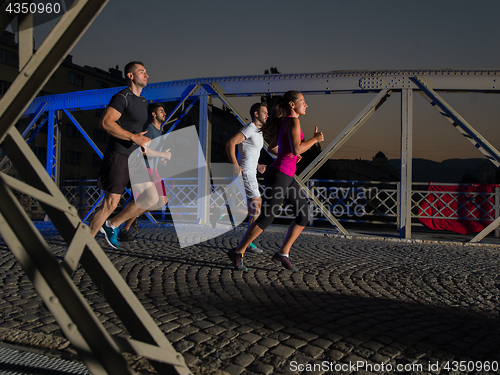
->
[89, 61, 151, 248]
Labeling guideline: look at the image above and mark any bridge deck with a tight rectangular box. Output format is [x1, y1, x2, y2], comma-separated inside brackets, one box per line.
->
[0, 222, 498, 374]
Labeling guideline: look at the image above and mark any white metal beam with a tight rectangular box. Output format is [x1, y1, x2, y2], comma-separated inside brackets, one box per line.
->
[399, 89, 413, 239]
[23, 69, 500, 116]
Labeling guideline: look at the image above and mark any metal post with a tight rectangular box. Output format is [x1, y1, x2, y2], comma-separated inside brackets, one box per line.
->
[197, 93, 211, 224]
[308, 180, 314, 227]
[0, 1, 192, 373]
[55, 110, 61, 187]
[396, 182, 401, 230]
[399, 88, 413, 239]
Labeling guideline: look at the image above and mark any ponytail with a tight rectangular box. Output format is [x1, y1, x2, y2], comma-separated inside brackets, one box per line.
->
[261, 91, 302, 141]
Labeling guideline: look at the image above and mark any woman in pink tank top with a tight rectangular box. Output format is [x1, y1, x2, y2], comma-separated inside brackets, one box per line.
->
[227, 90, 324, 272]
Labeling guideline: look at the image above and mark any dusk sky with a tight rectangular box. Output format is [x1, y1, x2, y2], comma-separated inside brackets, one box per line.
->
[21, 0, 500, 162]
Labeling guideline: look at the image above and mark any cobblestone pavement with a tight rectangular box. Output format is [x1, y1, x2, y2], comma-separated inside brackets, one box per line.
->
[0, 222, 500, 374]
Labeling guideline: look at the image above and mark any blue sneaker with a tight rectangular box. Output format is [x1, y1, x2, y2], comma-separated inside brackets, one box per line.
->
[100, 221, 120, 249]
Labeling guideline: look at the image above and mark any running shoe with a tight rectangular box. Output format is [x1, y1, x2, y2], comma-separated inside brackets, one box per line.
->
[248, 242, 264, 253]
[271, 252, 299, 272]
[100, 221, 120, 249]
[227, 248, 248, 271]
[118, 229, 137, 242]
[131, 217, 140, 233]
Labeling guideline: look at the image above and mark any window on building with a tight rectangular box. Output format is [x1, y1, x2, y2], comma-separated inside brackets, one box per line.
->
[213, 125, 222, 135]
[0, 48, 18, 67]
[93, 129, 107, 143]
[66, 124, 82, 139]
[68, 71, 84, 87]
[31, 146, 46, 162]
[95, 80, 110, 89]
[92, 154, 102, 167]
[0, 80, 11, 95]
[213, 143, 224, 153]
[65, 151, 81, 164]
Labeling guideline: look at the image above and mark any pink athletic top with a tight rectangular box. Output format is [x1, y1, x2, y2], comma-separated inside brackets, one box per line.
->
[271, 116, 304, 177]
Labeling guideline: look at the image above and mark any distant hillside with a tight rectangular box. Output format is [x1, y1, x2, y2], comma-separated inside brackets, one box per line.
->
[388, 158, 498, 183]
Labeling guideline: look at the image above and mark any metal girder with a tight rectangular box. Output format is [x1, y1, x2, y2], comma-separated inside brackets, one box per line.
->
[165, 97, 199, 136]
[471, 215, 500, 243]
[208, 82, 248, 126]
[0, 102, 47, 171]
[18, 12, 33, 69]
[0, 0, 113, 143]
[0, 149, 134, 375]
[46, 110, 60, 183]
[295, 90, 393, 234]
[62, 110, 159, 226]
[23, 69, 500, 117]
[21, 102, 48, 137]
[399, 89, 413, 239]
[162, 84, 202, 128]
[0, 0, 18, 36]
[0, 116, 49, 174]
[208, 82, 277, 162]
[207, 82, 348, 234]
[208, 82, 278, 160]
[2, 125, 191, 374]
[293, 175, 349, 235]
[197, 93, 211, 225]
[412, 76, 500, 242]
[412, 76, 500, 168]
[0, 1, 191, 374]
[64, 109, 104, 158]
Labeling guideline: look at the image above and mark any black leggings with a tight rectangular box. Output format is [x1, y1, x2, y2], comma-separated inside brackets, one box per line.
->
[255, 167, 310, 230]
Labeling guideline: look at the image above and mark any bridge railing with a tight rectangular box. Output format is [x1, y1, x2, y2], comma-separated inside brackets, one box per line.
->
[17, 179, 500, 234]
[308, 180, 499, 232]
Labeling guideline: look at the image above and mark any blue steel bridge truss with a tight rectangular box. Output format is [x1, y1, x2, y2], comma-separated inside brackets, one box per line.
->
[19, 69, 500, 240]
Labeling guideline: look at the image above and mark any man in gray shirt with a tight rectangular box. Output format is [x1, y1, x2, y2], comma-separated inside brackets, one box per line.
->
[89, 61, 151, 248]
[118, 103, 171, 241]
[225, 102, 269, 253]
